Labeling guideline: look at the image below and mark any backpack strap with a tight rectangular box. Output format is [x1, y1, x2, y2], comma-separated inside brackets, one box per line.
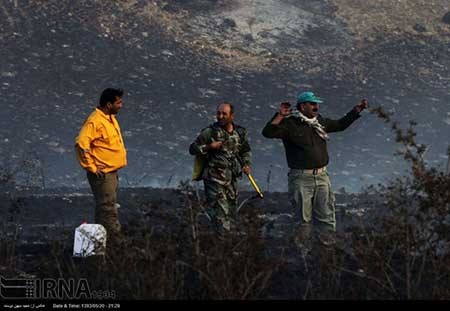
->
[235, 125, 246, 141]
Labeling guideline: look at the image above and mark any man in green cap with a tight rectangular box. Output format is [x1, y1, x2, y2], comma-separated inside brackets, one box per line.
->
[189, 102, 252, 233]
[262, 91, 368, 249]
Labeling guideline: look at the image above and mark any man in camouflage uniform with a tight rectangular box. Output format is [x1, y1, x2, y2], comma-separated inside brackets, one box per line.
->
[189, 102, 252, 232]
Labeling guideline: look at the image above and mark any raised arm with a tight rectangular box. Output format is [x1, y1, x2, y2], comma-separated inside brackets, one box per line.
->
[322, 99, 368, 133]
[262, 102, 291, 139]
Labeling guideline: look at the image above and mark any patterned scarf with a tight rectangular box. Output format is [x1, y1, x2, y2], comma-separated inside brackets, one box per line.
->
[288, 111, 329, 141]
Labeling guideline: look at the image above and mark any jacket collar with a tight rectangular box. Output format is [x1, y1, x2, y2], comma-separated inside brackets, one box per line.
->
[212, 122, 237, 132]
[96, 107, 115, 122]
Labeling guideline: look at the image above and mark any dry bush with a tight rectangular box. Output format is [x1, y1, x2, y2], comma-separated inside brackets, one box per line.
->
[339, 107, 450, 299]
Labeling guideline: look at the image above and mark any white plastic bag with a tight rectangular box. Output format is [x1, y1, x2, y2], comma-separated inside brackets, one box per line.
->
[73, 223, 107, 257]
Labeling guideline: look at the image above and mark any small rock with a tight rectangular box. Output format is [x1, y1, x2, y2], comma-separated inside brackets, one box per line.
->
[222, 18, 236, 29]
[243, 34, 254, 43]
[443, 12, 450, 24]
[413, 24, 427, 33]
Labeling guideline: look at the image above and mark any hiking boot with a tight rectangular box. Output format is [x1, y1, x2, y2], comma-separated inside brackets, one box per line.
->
[317, 231, 336, 248]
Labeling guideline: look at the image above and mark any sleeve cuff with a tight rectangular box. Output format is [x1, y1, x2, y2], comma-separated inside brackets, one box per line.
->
[198, 144, 208, 155]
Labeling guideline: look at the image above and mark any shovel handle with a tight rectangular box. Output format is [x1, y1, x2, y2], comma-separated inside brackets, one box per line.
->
[246, 173, 264, 199]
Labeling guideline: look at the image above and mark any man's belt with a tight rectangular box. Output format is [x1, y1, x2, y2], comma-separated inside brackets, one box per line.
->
[296, 166, 327, 175]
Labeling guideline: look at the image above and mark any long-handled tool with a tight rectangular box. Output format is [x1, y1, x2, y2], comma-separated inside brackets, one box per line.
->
[246, 172, 264, 199]
[236, 155, 264, 199]
[236, 172, 264, 213]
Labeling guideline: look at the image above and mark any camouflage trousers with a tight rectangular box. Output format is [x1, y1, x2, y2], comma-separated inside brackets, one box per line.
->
[203, 179, 238, 232]
[87, 171, 123, 248]
[288, 169, 336, 247]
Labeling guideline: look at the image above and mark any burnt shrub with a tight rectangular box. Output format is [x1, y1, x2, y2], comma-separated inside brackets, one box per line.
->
[342, 107, 450, 299]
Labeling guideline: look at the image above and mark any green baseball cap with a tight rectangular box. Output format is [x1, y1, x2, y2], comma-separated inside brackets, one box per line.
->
[297, 91, 323, 104]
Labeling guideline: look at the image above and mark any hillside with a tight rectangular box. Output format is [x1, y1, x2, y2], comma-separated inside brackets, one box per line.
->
[0, 0, 449, 192]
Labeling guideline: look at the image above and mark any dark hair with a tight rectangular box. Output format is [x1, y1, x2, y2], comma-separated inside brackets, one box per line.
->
[99, 88, 124, 107]
[217, 102, 234, 114]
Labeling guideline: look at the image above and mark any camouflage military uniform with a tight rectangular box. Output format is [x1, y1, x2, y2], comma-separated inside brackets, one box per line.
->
[189, 122, 251, 231]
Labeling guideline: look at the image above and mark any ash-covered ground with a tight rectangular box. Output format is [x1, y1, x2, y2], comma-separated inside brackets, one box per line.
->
[1, 187, 367, 250]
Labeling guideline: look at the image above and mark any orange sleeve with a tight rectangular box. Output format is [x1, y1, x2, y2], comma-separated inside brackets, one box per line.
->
[75, 122, 97, 173]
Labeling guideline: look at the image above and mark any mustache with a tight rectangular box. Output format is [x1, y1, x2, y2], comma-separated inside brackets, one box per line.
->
[312, 108, 318, 112]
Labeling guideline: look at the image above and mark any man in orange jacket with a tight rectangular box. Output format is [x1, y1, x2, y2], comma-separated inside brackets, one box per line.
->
[75, 88, 127, 247]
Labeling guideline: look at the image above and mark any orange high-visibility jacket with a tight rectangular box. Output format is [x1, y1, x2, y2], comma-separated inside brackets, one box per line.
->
[75, 108, 127, 173]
